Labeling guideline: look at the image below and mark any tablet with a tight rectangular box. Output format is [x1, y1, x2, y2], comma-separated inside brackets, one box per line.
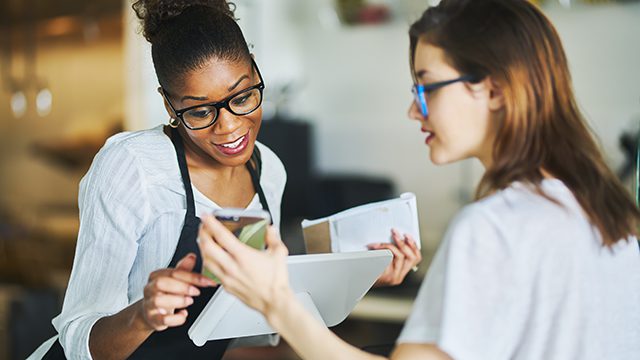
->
[188, 250, 393, 346]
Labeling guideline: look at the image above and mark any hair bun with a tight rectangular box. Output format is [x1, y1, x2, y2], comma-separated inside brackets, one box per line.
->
[133, 0, 235, 42]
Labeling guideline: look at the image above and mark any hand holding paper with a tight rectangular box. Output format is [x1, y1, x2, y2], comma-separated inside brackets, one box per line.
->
[302, 192, 422, 253]
[368, 229, 422, 287]
[301, 193, 423, 287]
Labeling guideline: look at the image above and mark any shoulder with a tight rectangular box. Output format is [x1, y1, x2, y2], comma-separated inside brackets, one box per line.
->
[446, 179, 589, 256]
[100, 125, 172, 160]
[94, 125, 167, 160]
[255, 141, 287, 194]
[87, 126, 177, 183]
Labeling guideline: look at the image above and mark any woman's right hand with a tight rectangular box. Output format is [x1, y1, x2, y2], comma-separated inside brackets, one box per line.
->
[139, 253, 216, 331]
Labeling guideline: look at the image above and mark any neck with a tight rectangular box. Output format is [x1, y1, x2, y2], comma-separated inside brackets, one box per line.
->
[478, 154, 492, 169]
[174, 127, 245, 181]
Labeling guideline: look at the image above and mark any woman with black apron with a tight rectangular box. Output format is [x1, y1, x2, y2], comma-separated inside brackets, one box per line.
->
[129, 128, 272, 358]
[30, 1, 284, 358]
[42, 129, 271, 359]
[126, 129, 272, 358]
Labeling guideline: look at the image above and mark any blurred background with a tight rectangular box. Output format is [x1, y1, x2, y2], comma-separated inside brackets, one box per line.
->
[0, 0, 638, 358]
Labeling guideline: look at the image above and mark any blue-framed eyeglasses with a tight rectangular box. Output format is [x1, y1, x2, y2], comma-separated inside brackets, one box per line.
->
[412, 75, 479, 117]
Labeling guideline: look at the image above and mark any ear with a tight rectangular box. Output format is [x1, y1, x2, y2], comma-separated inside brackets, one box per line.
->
[486, 77, 505, 111]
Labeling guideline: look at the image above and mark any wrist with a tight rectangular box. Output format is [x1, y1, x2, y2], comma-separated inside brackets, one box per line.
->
[265, 287, 296, 330]
[132, 300, 155, 334]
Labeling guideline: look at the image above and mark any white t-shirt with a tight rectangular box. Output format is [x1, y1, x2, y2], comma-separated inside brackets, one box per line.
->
[30, 126, 287, 359]
[398, 179, 640, 360]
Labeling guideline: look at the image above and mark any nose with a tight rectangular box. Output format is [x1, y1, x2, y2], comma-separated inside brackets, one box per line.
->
[214, 108, 243, 134]
[408, 101, 426, 123]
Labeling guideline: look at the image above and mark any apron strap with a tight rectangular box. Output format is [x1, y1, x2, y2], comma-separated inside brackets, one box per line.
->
[169, 127, 197, 219]
[247, 146, 272, 223]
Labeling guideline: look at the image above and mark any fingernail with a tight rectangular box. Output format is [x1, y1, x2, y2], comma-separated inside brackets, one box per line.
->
[201, 277, 216, 286]
[189, 286, 201, 296]
[186, 297, 194, 305]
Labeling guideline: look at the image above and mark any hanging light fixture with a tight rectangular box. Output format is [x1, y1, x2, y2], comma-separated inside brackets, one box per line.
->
[36, 84, 52, 117]
[10, 88, 27, 118]
[2, 0, 53, 119]
[26, 4, 53, 118]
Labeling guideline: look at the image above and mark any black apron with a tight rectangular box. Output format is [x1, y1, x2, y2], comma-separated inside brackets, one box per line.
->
[44, 127, 271, 359]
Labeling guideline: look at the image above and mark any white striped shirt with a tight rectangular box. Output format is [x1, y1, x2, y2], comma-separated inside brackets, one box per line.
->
[30, 125, 286, 359]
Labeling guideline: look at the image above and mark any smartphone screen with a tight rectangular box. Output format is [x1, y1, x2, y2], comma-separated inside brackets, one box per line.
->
[201, 209, 270, 282]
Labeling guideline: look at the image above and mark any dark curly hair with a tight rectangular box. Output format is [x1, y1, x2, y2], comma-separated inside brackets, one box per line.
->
[132, 0, 250, 92]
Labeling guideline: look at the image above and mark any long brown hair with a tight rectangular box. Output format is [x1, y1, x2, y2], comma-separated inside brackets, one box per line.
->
[409, 0, 639, 246]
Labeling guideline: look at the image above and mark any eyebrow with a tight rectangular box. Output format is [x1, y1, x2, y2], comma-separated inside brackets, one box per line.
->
[180, 74, 251, 102]
[415, 69, 429, 79]
[181, 95, 208, 102]
[228, 74, 249, 92]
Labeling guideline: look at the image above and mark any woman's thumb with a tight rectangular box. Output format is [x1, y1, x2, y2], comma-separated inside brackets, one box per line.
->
[265, 226, 287, 255]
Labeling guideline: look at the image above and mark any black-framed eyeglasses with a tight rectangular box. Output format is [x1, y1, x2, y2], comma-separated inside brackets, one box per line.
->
[162, 58, 265, 130]
[412, 75, 479, 117]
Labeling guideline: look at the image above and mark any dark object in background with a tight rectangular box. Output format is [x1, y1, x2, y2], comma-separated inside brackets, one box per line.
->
[617, 128, 639, 181]
[308, 175, 394, 219]
[257, 120, 313, 222]
[258, 119, 396, 255]
[3, 288, 59, 360]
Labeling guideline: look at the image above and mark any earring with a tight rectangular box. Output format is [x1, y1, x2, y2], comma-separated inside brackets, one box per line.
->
[168, 117, 180, 128]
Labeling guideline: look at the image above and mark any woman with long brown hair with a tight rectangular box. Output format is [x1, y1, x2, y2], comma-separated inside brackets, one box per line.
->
[197, 0, 640, 359]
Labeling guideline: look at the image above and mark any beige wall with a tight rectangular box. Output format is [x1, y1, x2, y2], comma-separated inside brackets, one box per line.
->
[0, 35, 123, 227]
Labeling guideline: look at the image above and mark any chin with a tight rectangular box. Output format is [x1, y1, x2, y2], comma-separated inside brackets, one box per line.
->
[429, 150, 460, 166]
[214, 142, 256, 167]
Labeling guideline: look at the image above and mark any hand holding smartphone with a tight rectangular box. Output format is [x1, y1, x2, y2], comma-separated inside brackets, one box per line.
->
[201, 208, 271, 282]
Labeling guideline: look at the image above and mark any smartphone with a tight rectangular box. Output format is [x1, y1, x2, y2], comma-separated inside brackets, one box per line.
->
[201, 208, 271, 282]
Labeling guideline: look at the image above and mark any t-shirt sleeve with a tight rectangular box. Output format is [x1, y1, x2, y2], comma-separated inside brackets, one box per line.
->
[397, 205, 529, 360]
[52, 139, 150, 359]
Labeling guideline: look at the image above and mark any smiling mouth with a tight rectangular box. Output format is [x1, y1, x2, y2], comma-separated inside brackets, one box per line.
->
[218, 134, 246, 149]
[213, 131, 251, 156]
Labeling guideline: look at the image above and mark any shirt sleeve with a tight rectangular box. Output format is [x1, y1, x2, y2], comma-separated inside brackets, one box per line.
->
[52, 139, 150, 359]
[398, 205, 530, 360]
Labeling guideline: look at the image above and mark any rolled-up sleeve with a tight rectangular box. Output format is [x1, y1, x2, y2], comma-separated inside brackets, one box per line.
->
[52, 139, 149, 359]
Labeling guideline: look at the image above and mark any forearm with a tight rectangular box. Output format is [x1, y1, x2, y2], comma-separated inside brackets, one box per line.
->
[267, 290, 385, 360]
[89, 300, 154, 360]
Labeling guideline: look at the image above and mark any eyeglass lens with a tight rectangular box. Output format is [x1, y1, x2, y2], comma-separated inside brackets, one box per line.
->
[183, 87, 262, 129]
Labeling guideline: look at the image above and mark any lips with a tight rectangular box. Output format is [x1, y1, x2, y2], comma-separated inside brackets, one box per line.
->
[426, 132, 436, 145]
[214, 132, 250, 156]
[422, 127, 436, 145]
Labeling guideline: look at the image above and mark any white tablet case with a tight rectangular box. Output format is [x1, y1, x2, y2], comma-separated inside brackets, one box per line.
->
[189, 250, 393, 346]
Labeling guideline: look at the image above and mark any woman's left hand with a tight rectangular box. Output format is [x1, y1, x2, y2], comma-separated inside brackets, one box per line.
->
[197, 215, 291, 317]
[368, 229, 422, 287]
